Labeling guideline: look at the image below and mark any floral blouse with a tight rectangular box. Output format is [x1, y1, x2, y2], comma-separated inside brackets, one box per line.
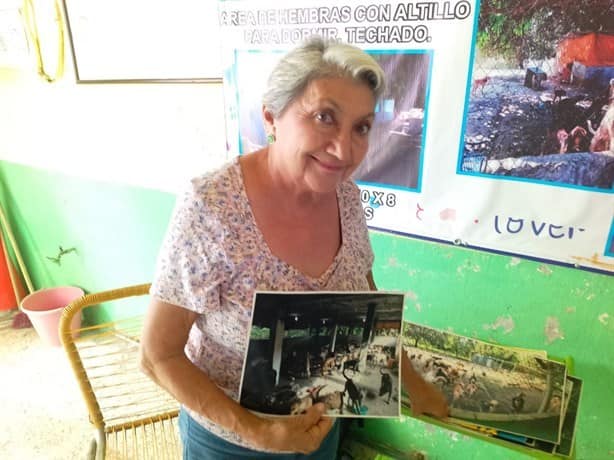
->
[150, 157, 374, 449]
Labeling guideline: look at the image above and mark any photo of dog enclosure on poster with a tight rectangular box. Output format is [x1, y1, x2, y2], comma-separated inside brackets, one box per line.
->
[239, 291, 404, 418]
[228, 50, 431, 191]
[459, 1, 614, 190]
[402, 322, 567, 443]
[353, 51, 431, 191]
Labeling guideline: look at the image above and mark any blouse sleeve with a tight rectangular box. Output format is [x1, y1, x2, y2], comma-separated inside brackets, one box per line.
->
[150, 180, 226, 314]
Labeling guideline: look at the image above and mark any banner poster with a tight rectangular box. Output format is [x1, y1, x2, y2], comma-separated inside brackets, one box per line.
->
[217, 0, 614, 275]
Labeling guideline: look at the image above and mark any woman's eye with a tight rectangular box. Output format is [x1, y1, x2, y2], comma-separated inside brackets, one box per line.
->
[356, 123, 371, 135]
[315, 112, 334, 124]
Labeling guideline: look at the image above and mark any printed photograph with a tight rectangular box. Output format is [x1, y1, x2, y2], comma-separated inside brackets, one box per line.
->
[554, 375, 582, 456]
[532, 375, 583, 457]
[228, 49, 432, 190]
[459, 1, 614, 190]
[402, 321, 567, 443]
[239, 291, 404, 417]
[353, 51, 431, 191]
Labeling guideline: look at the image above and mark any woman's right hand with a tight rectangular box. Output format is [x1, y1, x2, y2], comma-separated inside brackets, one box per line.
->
[141, 300, 333, 454]
[250, 403, 333, 454]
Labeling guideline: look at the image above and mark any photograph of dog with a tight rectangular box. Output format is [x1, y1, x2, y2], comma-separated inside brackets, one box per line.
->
[239, 291, 404, 418]
[460, 0, 614, 190]
[588, 103, 614, 155]
[472, 76, 489, 96]
[401, 321, 568, 443]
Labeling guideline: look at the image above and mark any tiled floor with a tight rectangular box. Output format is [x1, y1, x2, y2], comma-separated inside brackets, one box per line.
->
[0, 310, 92, 460]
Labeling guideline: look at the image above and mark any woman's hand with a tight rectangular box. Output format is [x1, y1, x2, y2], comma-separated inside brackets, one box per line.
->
[142, 300, 333, 454]
[366, 274, 447, 417]
[401, 351, 449, 418]
[406, 376, 449, 418]
[250, 403, 334, 454]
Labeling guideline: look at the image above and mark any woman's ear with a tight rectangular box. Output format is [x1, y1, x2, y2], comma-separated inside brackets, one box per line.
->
[262, 106, 277, 143]
[262, 106, 275, 131]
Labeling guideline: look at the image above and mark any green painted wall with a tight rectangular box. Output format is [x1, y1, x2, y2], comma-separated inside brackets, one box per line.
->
[0, 161, 175, 321]
[365, 233, 614, 459]
[1, 160, 612, 459]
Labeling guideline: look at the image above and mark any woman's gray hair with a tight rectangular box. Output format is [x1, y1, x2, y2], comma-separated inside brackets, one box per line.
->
[262, 36, 385, 117]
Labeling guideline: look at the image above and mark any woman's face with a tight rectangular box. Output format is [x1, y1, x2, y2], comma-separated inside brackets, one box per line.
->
[266, 77, 375, 194]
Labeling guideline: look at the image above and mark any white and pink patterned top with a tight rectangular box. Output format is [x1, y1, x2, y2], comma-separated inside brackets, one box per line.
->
[150, 157, 374, 448]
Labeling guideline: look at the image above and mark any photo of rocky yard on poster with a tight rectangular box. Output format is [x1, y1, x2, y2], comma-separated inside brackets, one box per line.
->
[239, 291, 404, 418]
[460, 0, 614, 190]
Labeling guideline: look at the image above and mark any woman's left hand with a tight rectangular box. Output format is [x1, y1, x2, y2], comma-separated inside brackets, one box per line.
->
[406, 377, 449, 418]
[401, 351, 449, 418]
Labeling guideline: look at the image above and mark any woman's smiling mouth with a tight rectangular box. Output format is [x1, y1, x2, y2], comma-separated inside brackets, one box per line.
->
[312, 155, 345, 172]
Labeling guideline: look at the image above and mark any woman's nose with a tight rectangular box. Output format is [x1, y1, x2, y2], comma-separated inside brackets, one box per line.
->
[330, 128, 353, 160]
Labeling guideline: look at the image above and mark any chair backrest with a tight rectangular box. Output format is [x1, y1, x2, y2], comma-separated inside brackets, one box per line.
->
[59, 283, 181, 459]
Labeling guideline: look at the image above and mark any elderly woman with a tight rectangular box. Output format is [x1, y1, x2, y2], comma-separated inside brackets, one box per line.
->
[140, 36, 447, 459]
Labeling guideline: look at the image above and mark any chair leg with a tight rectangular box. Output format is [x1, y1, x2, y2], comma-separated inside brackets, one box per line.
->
[94, 428, 106, 460]
[85, 438, 96, 460]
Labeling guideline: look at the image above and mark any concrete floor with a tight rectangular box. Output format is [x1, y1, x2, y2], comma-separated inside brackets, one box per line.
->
[0, 310, 402, 459]
[0, 310, 92, 460]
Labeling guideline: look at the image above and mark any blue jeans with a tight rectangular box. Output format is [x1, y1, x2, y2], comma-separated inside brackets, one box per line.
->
[178, 408, 340, 460]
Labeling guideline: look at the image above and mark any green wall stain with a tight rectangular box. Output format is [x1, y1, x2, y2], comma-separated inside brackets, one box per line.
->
[1, 160, 612, 458]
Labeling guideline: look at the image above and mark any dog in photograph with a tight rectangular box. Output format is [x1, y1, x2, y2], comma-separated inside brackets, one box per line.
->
[465, 381, 479, 397]
[423, 365, 449, 388]
[322, 356, 336, 375]
[588, 104, 614, 155]
[379, 369, 393, 404]
[289, 393, 313, 415]
[343, 368, 363, 414]
[607, 78, 614, 103]
[472, 76, 489, 96]
[433, 363, 451, 387]
[480, 399, 500, 412]
[568, 126, 589, 152]
[548, 395, 562, 413]
[511, 392, 526, 413]
[556, 129, 569, 153]
[451, 382, 465, 405]
[342, 357, 360, 373]
[556, 126, 590, 153]
[553, 88, 566, 104]
[308, 385, 344, 414]
[290, 384, 342, 415]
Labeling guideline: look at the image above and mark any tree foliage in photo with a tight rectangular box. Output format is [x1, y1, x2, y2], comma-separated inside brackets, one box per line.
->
[477, 0, 614, 67]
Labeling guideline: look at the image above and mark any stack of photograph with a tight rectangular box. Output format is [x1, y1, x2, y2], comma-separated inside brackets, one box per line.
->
[401, 322, 582, 457]
[237, 292, 582, 457]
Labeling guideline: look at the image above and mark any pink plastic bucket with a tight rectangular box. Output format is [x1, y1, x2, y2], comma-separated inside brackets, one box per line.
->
[20, 286, 84, 347]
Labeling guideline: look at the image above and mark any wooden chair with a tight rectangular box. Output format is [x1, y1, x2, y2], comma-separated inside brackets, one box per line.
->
[59, 283, 181, 460]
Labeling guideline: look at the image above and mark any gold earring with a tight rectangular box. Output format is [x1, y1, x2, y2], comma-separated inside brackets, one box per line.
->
[267, 133, 276, 144]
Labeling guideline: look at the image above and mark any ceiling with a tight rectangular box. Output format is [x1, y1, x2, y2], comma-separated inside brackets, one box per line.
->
[251, 292, 404, 327]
